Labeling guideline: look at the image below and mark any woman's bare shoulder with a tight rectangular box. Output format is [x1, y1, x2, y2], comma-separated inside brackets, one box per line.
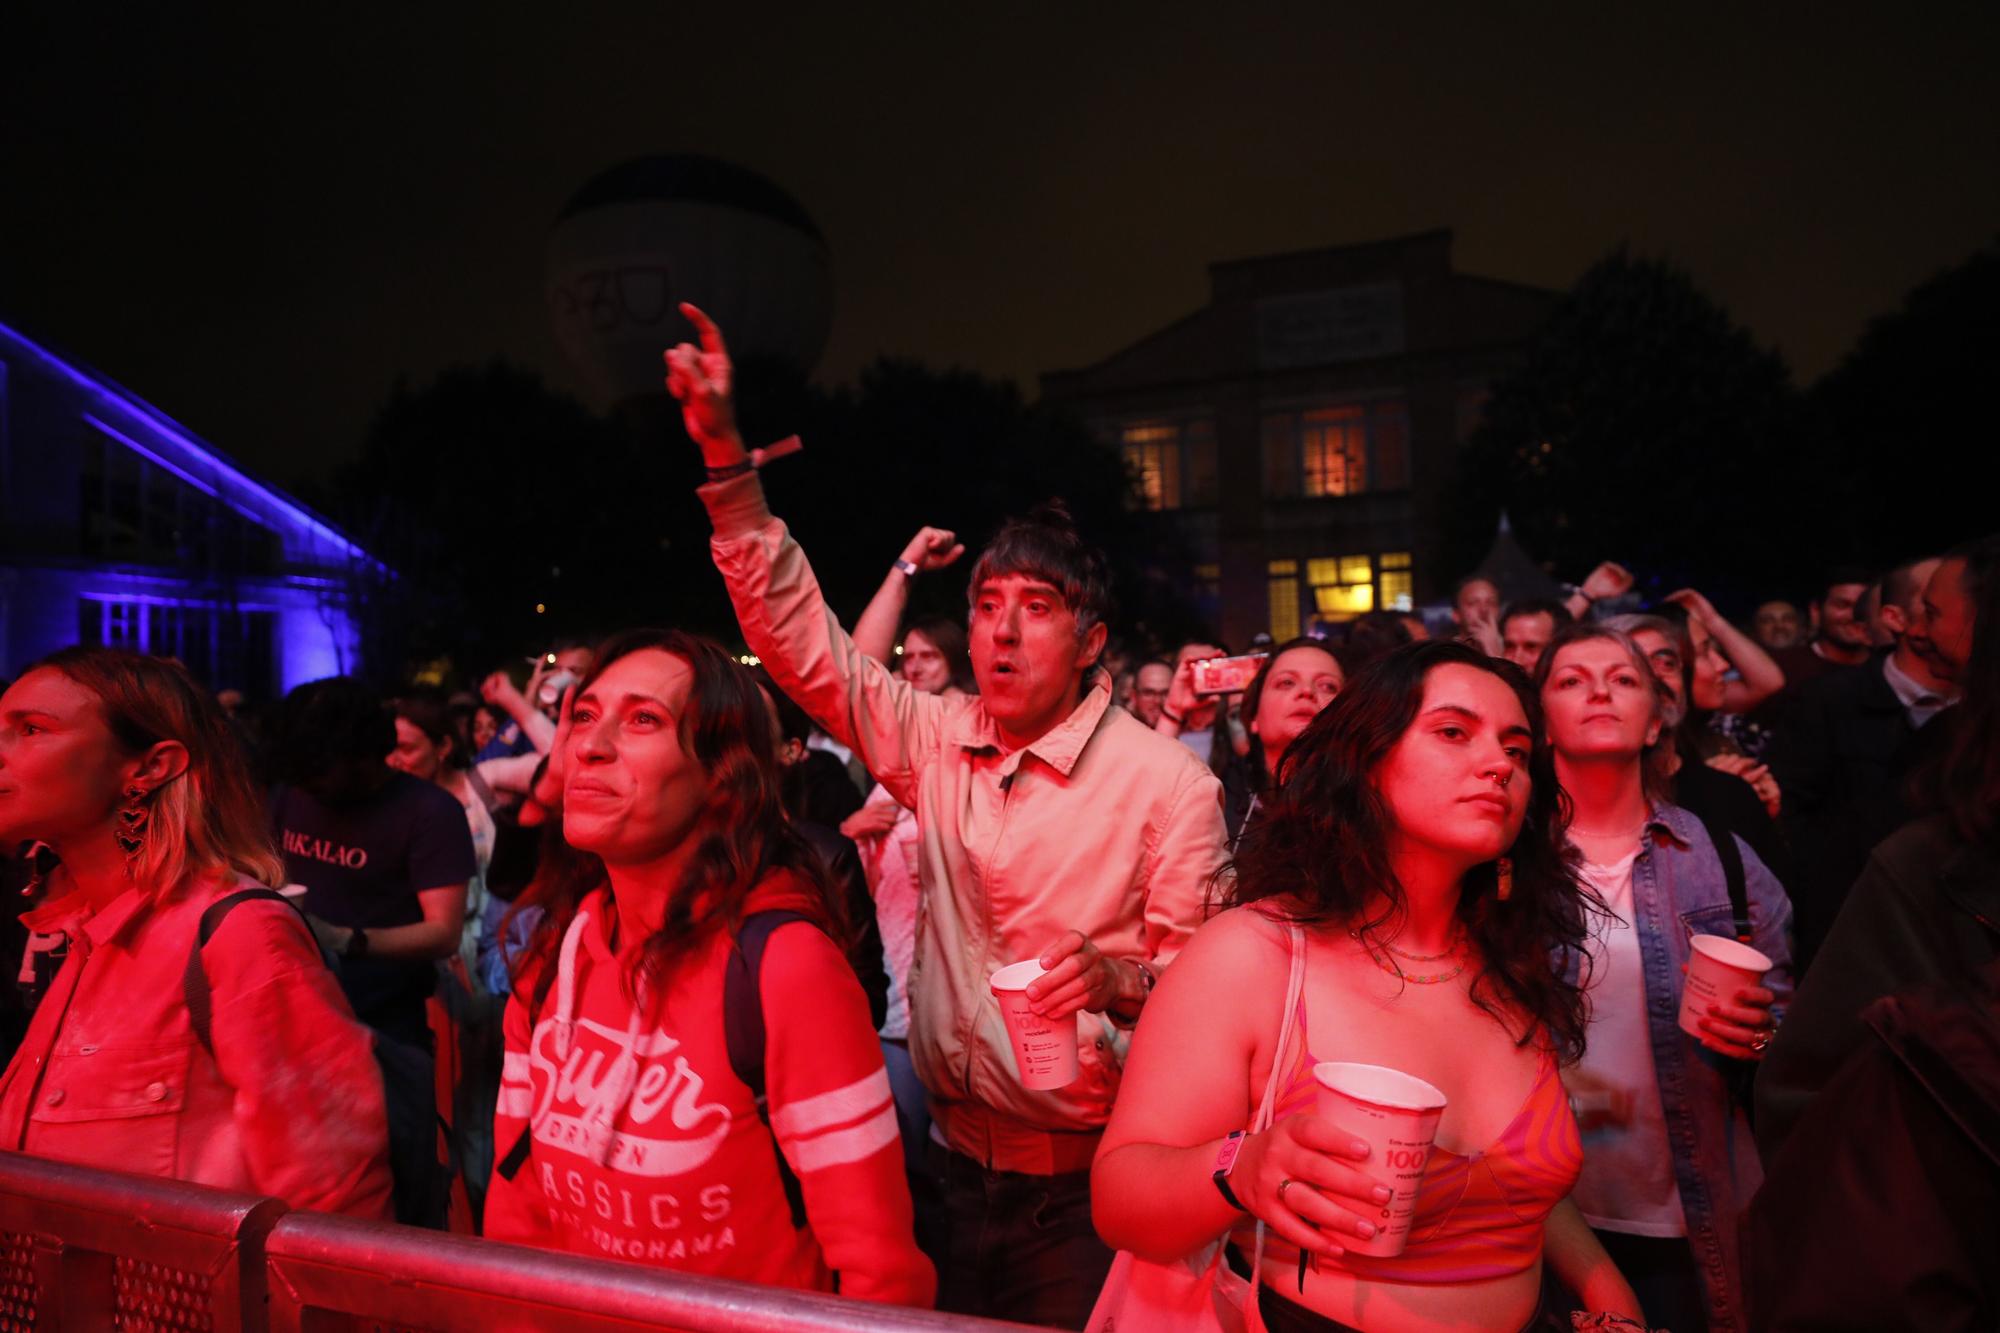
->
[1173, 902, 1300, 978]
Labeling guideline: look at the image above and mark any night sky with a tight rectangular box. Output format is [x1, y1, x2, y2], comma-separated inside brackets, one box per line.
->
[4, 4, 1994, 485]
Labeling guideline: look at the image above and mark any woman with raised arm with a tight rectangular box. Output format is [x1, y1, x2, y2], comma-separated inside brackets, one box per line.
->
[0, 647, 390, 1215]
[483, 629, 933, 1306]
[1095, 641, 1639, 1332]
[1535, 622, 1793, 1333]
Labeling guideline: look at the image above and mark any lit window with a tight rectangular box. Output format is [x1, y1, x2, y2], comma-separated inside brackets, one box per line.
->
[1268, 559, 1300, 640]
[1122, 423, 1181, 510]
[1260, 399, 1412, 499]
[1308, 554, 1376, 621]
[1301, 408, 1367, 497]
[1379, 551, 1414, 612]
[1117, 416, 1218, 511]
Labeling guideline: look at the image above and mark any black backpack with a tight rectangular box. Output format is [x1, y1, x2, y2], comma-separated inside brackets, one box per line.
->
[495, 909, 818, 1230]
[183, 888, 452, 1228]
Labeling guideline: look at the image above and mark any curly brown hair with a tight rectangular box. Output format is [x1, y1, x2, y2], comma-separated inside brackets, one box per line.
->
[1225, 640, 1597, 1063]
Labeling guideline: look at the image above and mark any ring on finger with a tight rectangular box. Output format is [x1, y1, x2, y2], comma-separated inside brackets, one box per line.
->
[1277, 1179, 1295, 1207]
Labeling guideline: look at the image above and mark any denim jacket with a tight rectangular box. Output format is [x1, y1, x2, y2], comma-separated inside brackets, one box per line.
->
[1573, 803, 1795, 1333]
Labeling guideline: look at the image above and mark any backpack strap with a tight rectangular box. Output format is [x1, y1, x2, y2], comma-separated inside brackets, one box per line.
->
[499, 908, 826, 1218]
[496, 924, 568, 1184]
[1693, 810, 1754, 945]
[183, 888, 323, 1055]
[727, 909, 817, 1232]
[464, 766, 501, 815]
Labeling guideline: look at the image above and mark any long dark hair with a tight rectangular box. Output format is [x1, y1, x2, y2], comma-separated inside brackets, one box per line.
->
[905, 615, 976, 694]
[390, 689, 470, 772]
[1227, 640, 1595, 1063]
[1230, 636, 1345, 793]
[511, 629, 846, 1001]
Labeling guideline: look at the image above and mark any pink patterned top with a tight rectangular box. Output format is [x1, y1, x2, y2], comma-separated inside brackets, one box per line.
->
[1256, 990, 1582, 1283]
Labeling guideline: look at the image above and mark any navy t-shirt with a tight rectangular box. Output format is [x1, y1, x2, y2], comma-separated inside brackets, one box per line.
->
[272, 771, 475, 1042]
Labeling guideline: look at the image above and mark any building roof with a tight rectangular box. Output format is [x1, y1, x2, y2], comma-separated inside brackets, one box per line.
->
[0, 317, 384, 574]
[1041, 230, 1560, 401]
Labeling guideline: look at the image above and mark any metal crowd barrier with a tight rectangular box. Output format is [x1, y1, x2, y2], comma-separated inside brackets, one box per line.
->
[0, 1152, 1042, 1333]
[0, 1150, 282, 1332]
[264, 1211, 1039, 1332]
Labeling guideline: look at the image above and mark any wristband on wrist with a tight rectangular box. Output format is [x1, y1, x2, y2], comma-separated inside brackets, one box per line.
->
[705, 458, 754, 482]
[892, 558, 920, 578]
[1211, 1130, 1249, 1211]
[1162, 709, 1184, 726]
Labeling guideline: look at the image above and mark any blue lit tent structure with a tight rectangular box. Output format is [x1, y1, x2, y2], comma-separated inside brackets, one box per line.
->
[0, 319, 385, 695]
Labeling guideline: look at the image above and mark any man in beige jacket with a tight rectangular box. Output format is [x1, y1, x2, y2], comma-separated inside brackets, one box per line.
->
[667, 305, 1228, 1326]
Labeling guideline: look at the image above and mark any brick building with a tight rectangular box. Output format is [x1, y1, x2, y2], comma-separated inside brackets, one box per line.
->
[1041, 231, 1557, 647]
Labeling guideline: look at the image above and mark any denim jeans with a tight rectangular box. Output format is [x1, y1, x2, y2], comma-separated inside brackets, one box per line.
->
[926, 1142, 1114, 1329]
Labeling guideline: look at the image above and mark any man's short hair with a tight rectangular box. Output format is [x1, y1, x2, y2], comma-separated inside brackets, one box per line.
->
[1880, 558, 1940, 615]
[270, 677, 395, 784]
[967, 500, 1114, 638]
[1500, 598, 1574, 631]
[1948, 534, 2000, 605]
[1453, 573, 1499, 600]
[1815, 566, 1875, 604]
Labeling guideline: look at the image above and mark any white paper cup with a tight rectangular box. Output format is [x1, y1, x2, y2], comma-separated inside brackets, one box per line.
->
[989, 960, 1081, 1091]
[1678, 934, 1773, 1040]
[1313, 1062, 1448, 1257]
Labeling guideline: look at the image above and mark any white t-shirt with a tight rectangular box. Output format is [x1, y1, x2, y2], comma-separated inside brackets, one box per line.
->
[853, 785, 921, 1041]
[1571, 849, 1688, 1237]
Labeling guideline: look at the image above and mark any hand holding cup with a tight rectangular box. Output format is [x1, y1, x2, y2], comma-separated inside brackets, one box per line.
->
[1232, 1113, 1390, 1259]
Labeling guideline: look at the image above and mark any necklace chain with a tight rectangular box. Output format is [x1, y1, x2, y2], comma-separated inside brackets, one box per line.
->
[1380, 936, 1460, 963]
[1350, 930, 1467, 985]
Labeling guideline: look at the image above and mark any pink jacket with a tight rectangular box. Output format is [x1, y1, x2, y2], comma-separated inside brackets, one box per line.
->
[0, 876, 392, 1216]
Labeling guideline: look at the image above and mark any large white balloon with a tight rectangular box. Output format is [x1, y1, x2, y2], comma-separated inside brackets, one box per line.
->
[547, 156, 833, 406]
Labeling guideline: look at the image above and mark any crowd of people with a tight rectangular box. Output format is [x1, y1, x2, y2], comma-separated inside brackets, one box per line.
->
[0, 303, 1993, 1332]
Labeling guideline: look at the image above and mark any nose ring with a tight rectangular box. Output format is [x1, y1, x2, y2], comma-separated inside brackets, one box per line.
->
[1484, 770, 1511, 789]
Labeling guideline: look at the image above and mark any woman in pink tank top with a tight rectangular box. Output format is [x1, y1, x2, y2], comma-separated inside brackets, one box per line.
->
[1096, 641, 1645, 1331]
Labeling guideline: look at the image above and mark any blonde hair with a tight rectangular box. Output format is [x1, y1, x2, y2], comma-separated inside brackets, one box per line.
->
[1531, 622, 1675, 801]
[31, 646, 283, 893]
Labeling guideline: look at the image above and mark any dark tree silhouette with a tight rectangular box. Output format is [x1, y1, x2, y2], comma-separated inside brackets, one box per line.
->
[1445, 249, 1802, 604]
[326, 362, 681, 680]
[328, 357, 1184, 682]
[1807, 241, 2000, 568]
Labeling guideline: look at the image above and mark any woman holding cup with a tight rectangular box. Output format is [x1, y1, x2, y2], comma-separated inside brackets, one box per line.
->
[1095, 641, 1639, 1331]
[1535, 622, 1793, 1333]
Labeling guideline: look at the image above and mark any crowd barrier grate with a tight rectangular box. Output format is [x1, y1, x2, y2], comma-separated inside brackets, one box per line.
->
[0, 1152, 1046, 1333]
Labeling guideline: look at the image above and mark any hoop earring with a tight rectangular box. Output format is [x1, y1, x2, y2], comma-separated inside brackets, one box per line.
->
[1496, 856, 1514, 902]
[115, 785, 151, 873]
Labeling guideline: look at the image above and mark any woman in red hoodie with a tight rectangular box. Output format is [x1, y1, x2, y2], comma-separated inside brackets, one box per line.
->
[484, 629, 935, 1307]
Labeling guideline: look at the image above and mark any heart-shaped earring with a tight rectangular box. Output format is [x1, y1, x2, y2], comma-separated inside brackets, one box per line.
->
[115, 785, 150, 868]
